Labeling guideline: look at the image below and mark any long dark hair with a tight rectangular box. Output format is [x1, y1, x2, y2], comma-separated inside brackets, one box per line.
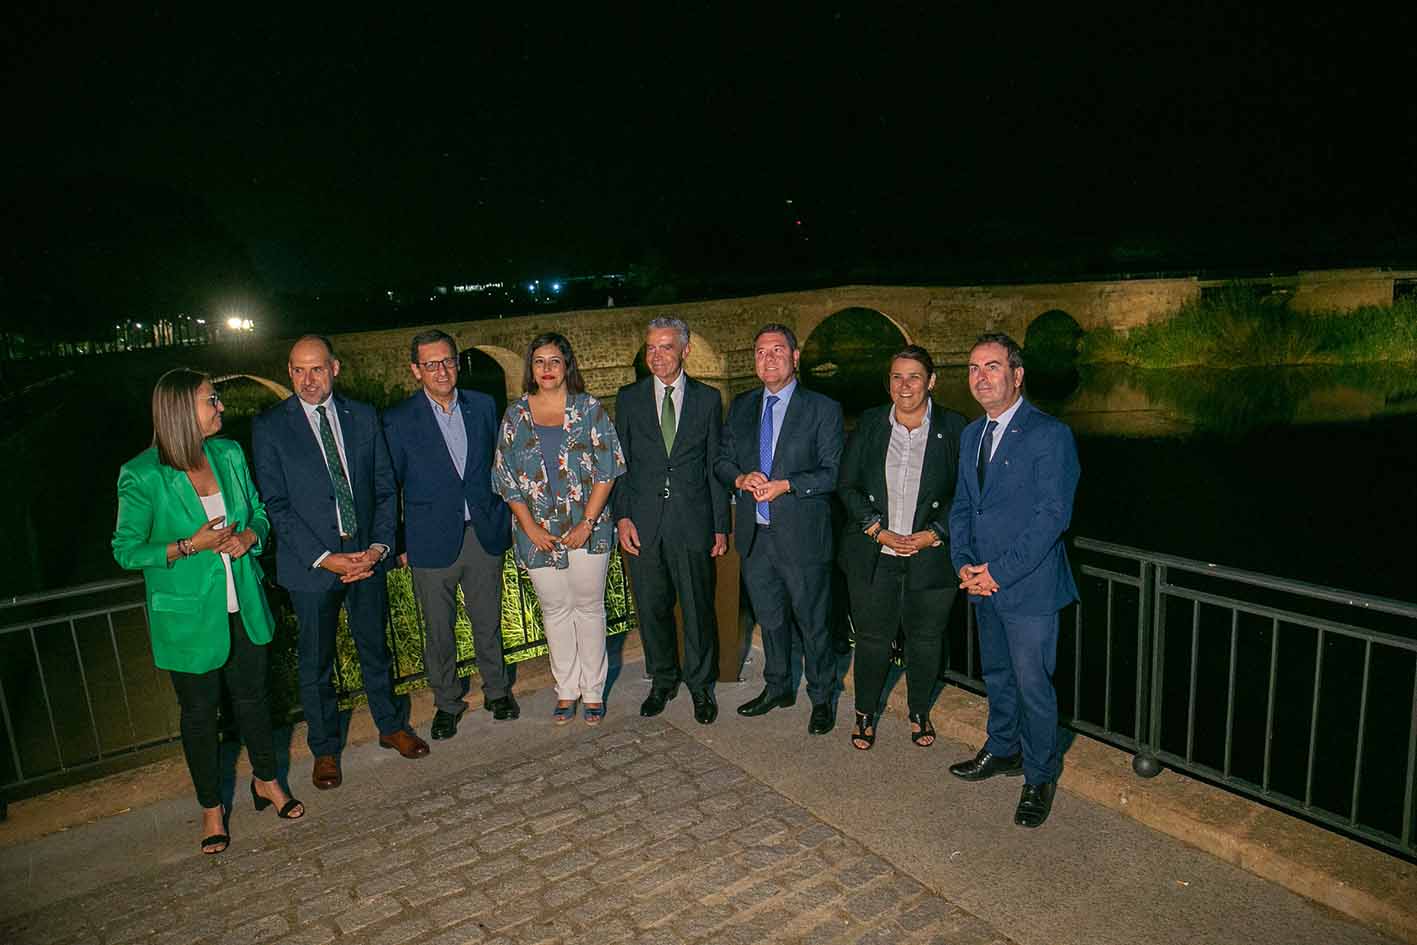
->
[522, 332, 586, 395]
[151, 367, 209, 471]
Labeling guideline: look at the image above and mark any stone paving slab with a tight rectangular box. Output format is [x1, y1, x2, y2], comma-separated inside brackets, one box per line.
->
[0, 716, 1014, 945]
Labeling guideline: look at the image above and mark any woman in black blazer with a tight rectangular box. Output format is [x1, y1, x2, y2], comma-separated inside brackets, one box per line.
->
[838, 346, 967, 749]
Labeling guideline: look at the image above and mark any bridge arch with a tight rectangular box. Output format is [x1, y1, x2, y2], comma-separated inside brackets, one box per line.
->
[798, 307, 910, 412]
[796, 305, 912, 352]
[469, 344, 524, 403]
[1023, 309, 1084, 362]
[211, 373, 292, 400]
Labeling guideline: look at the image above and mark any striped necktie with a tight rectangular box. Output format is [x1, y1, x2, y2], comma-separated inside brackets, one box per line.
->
[316, 405, 358, 535]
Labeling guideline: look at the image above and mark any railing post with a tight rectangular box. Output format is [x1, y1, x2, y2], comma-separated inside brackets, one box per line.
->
[1133, 560, 1162, 778]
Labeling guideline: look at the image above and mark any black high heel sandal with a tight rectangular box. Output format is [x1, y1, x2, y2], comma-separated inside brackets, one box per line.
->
[909, 712, 936, 747]
[200, 806, 229, 855]
[851, 712, 877, 751]
[251, 781, 305, 819]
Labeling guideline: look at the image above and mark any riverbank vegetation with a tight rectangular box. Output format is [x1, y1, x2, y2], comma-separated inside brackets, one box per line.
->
[1079, 290, 1417, 368]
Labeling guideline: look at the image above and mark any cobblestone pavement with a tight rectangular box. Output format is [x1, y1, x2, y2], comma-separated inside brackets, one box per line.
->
[0, 716, 1012, 945]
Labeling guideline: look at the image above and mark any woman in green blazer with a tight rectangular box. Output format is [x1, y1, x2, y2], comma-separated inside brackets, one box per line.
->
[113, 369, 303, 854]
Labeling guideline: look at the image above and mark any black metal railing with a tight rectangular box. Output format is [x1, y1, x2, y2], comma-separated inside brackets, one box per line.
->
[943, 537, 1417, 859]
[8, 539, 1414, 861]
[0, 552, 639, 796]
[0, 577, 178, 794]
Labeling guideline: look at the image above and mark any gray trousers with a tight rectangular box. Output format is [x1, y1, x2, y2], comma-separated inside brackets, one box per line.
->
[410, 525, 511, 714]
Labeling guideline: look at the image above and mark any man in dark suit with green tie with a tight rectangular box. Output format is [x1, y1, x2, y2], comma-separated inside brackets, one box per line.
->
[613, 316, 730, 724]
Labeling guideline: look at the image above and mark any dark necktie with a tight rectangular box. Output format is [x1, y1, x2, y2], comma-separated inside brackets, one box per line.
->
[757, 394, 779, 522]
[977, 419, 998, 490]
[316, 404, 358, 535]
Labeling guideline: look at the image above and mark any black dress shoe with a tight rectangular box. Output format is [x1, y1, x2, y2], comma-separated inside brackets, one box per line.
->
[807, 703, 835, 735]
[948, 747, 1024, 781]
[485, 695, 521, 720]
[430, 707, 465, 740]
[1015, 782, 1057, 828]
[691, 692, 718, 725]
[640, 687, 675, 717]
[736, 689, 796, 717]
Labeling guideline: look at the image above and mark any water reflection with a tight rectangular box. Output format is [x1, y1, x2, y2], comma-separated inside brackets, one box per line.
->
[784, 357, 1417, 437]
[1049, 363, 1417, 436]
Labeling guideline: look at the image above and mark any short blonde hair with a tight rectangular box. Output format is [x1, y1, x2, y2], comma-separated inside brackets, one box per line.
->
[151, 368, 209, 471]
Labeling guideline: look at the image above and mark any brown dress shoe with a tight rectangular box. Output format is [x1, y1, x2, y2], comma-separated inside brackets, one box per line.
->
[378, 728, 431, 759]
[312, 754, 342, 790]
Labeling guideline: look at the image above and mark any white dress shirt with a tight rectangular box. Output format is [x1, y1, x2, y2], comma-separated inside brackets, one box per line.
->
[882, 402, 931, 557]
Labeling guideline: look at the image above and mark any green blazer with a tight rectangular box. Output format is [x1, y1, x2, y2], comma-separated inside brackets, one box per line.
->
[112, 438, 275, 673]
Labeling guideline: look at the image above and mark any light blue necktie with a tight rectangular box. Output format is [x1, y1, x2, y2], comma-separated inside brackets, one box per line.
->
[757, 394, 779, 523]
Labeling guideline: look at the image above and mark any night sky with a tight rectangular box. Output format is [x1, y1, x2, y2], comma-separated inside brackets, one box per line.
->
[3, 5, 1414, 325]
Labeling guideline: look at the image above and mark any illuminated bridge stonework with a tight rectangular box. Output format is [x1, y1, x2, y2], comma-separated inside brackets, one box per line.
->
[206, 268, 1413, 407]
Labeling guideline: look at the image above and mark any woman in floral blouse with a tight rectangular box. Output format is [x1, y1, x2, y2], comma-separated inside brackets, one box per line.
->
[492, 332, 626, 725]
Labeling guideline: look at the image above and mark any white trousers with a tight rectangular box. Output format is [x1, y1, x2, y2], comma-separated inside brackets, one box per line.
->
[528, 549, 611, 703]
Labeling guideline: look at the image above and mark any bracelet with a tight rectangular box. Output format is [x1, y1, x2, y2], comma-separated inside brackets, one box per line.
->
[177, 538, 195, 557]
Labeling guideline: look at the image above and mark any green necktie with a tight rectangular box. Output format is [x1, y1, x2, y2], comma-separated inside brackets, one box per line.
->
[660, 385, 677, 454]
[316, 404, 358, 536]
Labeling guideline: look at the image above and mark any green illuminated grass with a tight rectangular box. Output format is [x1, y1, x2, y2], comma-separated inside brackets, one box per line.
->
[1081, 290, 1417, 368]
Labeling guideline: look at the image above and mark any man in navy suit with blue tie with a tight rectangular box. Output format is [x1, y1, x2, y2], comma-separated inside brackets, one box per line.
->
[715, 324, 844, 735]
[383, 330, 517, 742]
[948, 332, 1080, 828]
[253, 336, 428, 792]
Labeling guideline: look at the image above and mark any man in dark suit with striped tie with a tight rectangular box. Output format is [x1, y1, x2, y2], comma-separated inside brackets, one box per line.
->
[253, 335, 429, 791]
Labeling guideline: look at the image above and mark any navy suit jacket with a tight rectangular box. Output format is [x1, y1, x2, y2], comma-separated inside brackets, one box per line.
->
[714, 383, 844, 564]
[948, 398, 1080, 616]
[252, 394, 398, 593]
[611, 375, 729, 552]
[382, 388, 511, 569]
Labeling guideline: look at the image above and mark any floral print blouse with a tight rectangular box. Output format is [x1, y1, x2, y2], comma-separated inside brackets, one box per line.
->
[492, 391, 627, 570]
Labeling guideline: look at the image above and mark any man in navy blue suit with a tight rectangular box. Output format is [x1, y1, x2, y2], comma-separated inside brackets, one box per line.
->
[383, 330, 517, 741]
[947, 332, 1080, 828]
[253, 335, 428, 791]
[715, 324, 844, 735]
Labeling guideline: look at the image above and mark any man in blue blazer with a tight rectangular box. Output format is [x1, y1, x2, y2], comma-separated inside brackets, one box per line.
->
[947, 332, 1080, 828]
[383, 329, 517, 741]
[715, 324, 844, 735]
[253, 335, 428, 791]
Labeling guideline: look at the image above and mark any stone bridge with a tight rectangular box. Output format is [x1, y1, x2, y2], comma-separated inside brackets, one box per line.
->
[192, 267, 1414, 406]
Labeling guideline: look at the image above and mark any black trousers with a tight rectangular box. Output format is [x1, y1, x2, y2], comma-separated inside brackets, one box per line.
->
[627, 534, 719, 696]
[848, 555, 956, 716]
[740, 527, 836, 706]
[168, 612, 277, 809]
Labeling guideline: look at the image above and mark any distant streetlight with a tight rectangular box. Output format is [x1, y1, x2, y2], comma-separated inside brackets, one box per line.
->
[227, 316, 243, 330]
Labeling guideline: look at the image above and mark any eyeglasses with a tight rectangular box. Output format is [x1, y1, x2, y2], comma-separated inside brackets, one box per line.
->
[419, 357, 458, 373]
[204, 392, 222, 406]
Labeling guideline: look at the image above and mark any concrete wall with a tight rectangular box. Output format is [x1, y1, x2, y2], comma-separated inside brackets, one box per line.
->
[1288, 268, 1399, 313]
